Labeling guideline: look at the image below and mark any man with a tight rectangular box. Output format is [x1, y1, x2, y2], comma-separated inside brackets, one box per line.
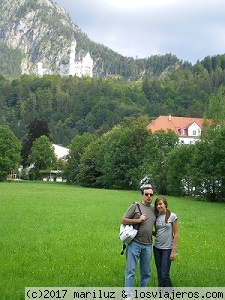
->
[121, 185, 156, 297]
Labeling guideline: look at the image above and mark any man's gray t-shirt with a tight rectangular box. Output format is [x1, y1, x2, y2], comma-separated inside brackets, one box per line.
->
[154, 212, 177, 249]
[124, 202, 156, 245]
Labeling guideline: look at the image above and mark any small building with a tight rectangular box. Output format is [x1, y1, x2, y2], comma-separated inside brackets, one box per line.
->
[52, 144, 69, 160]
[47, 144, 69, 182]
[147, 115, 204, 144]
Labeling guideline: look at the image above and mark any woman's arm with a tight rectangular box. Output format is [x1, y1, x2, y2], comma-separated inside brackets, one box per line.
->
[170, 219, 179, 261]
[152, 223, 156, 237]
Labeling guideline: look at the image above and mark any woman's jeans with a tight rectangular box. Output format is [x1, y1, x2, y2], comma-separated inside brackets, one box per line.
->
[125, 241, 152, 291]
[153, 246, 173, 288]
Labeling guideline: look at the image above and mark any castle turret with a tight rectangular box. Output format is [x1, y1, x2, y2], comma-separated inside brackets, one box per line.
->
[68, 40, 76, 76]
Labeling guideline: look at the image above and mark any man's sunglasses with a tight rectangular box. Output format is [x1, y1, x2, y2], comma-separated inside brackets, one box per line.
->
[145, 193, 154, 197]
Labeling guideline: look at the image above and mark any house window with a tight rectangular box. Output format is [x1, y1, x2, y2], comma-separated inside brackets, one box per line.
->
[181, 129, 185, 135]
[193, 130, 196, 136]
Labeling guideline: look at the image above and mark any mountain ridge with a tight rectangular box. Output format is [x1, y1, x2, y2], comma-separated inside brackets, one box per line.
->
[0, 0, 186, 80]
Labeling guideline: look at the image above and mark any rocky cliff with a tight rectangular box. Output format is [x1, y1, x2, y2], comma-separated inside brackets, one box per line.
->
[0, 0, 84, 74]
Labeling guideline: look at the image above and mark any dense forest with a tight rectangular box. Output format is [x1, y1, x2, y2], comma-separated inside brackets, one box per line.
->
[0, 54, 225, 146]
[0, 44, 23, 79]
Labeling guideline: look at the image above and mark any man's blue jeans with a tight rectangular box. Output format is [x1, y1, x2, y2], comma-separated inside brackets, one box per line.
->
[125, 241, 152, 289]
[153, 246, 173, 288]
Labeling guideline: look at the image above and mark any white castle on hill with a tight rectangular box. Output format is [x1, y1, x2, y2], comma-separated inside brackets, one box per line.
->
[36, 40, 93, 78]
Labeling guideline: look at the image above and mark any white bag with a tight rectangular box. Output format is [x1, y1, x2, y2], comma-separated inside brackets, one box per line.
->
[119, 224, 138, 244]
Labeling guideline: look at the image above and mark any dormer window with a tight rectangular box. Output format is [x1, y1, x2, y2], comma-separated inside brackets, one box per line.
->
[180, 129, 185, 135]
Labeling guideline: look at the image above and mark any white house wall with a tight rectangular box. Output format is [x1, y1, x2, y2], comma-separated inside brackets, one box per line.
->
[188, 122, 201, 137]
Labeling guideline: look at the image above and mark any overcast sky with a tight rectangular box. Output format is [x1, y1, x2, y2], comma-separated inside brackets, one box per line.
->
[55, 0, 225, 64]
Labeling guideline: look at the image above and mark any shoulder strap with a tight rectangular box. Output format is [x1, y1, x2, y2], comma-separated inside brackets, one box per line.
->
[135, 202, 143, 231]
[121, 244, 126, 255]
[136, 202, 142, 215]
[120, 202, 143, 256]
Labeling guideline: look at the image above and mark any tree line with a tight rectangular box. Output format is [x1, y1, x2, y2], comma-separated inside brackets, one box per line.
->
[2, 100, 225, 203]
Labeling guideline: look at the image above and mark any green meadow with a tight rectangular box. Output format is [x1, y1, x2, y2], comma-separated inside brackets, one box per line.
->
[1, 181, 225, 300]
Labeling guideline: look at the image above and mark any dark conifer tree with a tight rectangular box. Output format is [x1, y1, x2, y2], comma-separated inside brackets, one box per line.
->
[21, 118, 51, 166]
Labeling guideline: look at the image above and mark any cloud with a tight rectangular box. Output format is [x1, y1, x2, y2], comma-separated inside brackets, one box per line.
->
[55, 0, 225, 64]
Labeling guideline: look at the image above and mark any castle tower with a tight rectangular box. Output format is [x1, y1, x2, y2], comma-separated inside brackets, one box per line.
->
[68, 40, 76, 76]
[37, 62, 44, 76]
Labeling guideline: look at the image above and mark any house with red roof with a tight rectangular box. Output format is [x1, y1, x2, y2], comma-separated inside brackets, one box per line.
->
[147, 115, 204, 144]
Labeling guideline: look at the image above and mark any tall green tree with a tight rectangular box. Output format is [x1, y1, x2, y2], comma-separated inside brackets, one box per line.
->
[76, 117, 151, 190]
[99, 117, 151, 190]
[190, 125, 225, 202]
[28, 135, 56, 180]
[144, 129, 179, 194]
[166, 144, 194, 196]
[65, 133, 96, 184]
[190, 86, 225, 201]
[0, 126, 21, 181]
[76, 137, 104, 188]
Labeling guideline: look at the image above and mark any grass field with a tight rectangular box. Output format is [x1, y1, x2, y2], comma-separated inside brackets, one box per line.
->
[1, 181, 225, 300]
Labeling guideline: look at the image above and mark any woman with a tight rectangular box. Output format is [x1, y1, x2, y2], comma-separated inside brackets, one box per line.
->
[153, 197, 179, 289]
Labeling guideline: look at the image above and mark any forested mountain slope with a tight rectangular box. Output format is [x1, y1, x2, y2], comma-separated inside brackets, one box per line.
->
[1, 54, 225, 146]
[0, 0, 188, 80]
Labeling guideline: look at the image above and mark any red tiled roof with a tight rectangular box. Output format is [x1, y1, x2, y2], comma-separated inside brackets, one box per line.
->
[147, 116, 204, 136]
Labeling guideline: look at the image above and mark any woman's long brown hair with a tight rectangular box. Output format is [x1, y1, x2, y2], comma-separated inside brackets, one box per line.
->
[154, 197, 171, 223]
